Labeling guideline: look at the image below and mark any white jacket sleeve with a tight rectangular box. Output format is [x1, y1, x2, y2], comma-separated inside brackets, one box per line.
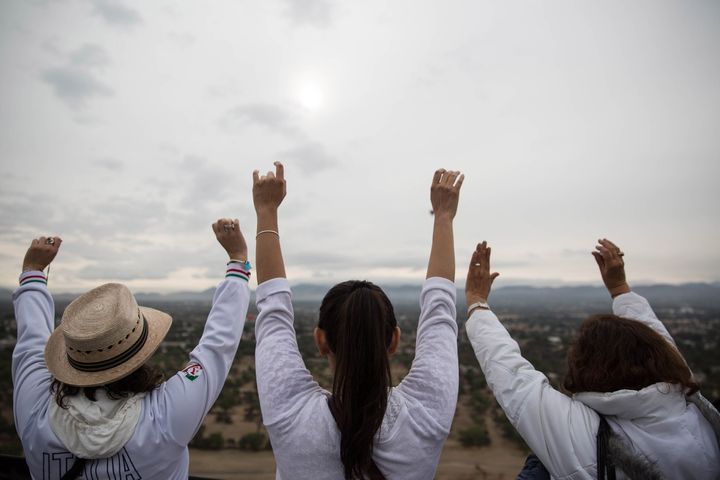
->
[12, 271, 55, 438]
[395, 277, 459, 436]
[612, 292, 676, 348]
[466, 309, 599, 479]
[150, 268, 250, 446]
[254, 278, 322, 430]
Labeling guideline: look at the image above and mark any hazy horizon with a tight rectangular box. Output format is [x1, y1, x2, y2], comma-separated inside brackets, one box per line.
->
[2, 277, 719, 297]
[2, 1, 719, 292]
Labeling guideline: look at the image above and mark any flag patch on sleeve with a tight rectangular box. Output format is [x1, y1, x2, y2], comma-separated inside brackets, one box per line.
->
[182, 363, 203, 381]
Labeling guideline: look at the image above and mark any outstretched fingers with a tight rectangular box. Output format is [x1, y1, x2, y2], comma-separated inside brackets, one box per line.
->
[466, 240, 500, 305]
[591, 251, 605, 269]
[469, 248, 482, 269]
[470, 241, 496, 272]
[274, 161, 284, 181]
[442, 170, 459, 186]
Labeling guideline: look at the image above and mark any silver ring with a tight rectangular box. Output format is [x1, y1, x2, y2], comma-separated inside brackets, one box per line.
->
[474, 263, 482, 266]
[46, 238, 55, 245]
[223, 224, 233, 232]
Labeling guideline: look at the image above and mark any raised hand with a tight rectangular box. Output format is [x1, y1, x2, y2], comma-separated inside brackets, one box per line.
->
[253, 162, 286, 213]
[212, 218, 248, 261]
[23, 236, 62, 272]
[430, 169, 464, 220]
[465, 241, 500, 308]
[592, 238, 630, 298]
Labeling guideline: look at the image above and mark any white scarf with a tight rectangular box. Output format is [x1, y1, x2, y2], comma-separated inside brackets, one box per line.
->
[48, 389, 145, 459]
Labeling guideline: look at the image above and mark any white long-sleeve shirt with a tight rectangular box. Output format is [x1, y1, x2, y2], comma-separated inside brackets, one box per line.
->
[254, 277, 459, 480]
[466, 291, 720, 480]
[12, 267, 250, 480]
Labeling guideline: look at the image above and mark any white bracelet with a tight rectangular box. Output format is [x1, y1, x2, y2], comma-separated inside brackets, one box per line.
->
[256, 230, 279, 238]
[467, 300, 490, 315]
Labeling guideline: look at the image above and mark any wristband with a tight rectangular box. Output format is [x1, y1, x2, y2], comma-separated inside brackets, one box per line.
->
[467, 300, 490, 315]
[226, 260, 251, 282]
[19, 271, 48, 287]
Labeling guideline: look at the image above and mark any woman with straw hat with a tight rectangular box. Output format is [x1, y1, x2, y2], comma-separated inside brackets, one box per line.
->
[12, 218, 251, 480]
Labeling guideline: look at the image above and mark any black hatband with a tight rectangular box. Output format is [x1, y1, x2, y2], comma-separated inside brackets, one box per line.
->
[67, 316, 149, 372]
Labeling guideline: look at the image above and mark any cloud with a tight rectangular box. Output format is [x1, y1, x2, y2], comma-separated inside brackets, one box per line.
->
[277, 142, 337, 174]
[153, 155, 255, 232]
[41, 68, 112, 108]
[280, 0, 335, 28]
[168, 32, 195, 48]
[0, 187, 59, 237]
[75, 255, 177, 281]
[90, 197, 168, 233]
[70, 239, 218, 281]
[69, 44, 110, 68]
[41, 43, 113, 109]
[93, 157, 124, 171]
[561, 248, 592, 257]
[286, 251, 427, 271]
[177, 155, 238, 204]
[220, 103, 300, 137]
[90, 0, 142, 28]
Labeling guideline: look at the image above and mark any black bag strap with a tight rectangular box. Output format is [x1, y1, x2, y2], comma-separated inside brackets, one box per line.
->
[596, 415, 617, 480]
[60, 457, 86, 480]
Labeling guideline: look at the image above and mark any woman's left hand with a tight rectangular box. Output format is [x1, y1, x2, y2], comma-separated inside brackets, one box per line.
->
[253, 162, 286, 213]
[465, 241, 500, 306]
[22, 236, 62, 272]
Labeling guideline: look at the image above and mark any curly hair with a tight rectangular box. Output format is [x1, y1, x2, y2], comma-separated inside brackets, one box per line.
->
[564, 314, 698, 395]
[51, 363, 165, 408]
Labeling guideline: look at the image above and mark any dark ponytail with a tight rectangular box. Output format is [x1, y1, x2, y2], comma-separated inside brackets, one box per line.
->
[319, 280, 397, 480]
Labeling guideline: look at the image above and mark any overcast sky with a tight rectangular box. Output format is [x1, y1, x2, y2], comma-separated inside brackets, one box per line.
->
[1, 0, 719, 292]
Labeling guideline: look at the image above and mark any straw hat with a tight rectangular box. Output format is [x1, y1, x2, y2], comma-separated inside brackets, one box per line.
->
[45, 283, 172, 387]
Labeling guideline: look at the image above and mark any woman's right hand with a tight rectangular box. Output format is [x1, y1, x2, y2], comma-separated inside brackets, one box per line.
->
[465, 241, 500, 306]
[253, 162, 286, 213]
[592, 238, 630, 297]
[22, 236, 62, 272]
[430, 169, 464, 220]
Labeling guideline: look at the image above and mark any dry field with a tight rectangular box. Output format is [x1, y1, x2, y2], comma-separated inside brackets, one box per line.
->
[189, 338, 528, 479]
[189, 406, 526, 480]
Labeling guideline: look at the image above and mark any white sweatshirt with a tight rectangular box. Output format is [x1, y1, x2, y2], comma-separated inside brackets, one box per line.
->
[12, 267, 250, 480]
[466, 291, 720, 480]
[254, 277, 459, 480]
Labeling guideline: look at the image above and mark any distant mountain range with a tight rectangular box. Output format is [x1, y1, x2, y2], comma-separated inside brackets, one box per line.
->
[2, 282, 719, 311]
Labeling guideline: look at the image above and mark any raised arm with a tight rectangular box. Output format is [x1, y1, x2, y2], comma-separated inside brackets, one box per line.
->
[465, 243, 598, 478]
[254, 162, 287, 283]
[12, 236, 62, 435]
[156, 218, 251, 445]
[592, 238, 675, 346]
[426, 169, 463, 281]
[396, 169, 463, 433]
[253, 163, 320, 429]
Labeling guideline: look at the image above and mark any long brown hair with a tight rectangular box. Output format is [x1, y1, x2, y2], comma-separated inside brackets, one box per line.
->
[564, 314, 698, 394]
[318, 280, 397, 480]
[51, 364, 165, 408]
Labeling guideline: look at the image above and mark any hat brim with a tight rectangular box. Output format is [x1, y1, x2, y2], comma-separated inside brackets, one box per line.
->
[44, 306, 172, 387]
